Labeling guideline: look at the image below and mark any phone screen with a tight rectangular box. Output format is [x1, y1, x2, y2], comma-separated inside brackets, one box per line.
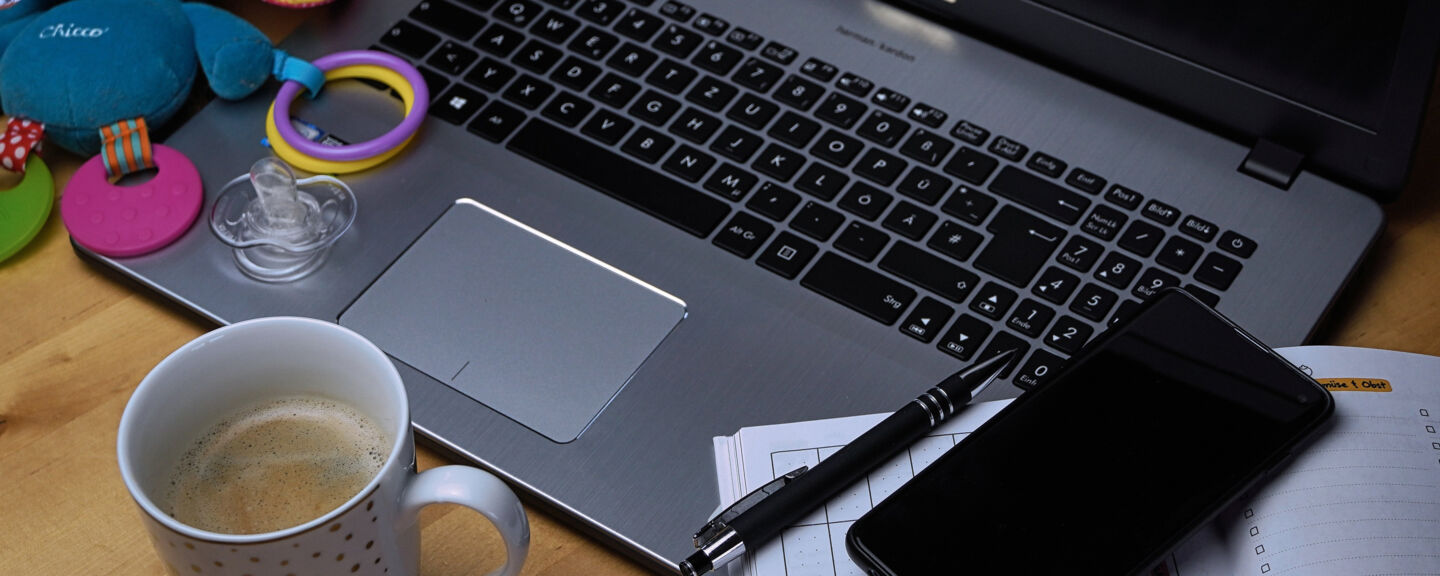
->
[846, 291, 1333, 575]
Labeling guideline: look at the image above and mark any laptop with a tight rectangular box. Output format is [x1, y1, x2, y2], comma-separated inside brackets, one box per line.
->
[83, 0, 1440, 571]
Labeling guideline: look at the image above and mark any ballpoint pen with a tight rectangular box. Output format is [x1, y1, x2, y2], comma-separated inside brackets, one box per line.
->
[679, 349, 1017, 576]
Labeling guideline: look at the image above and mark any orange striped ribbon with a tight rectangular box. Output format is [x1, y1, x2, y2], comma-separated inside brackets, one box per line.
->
[99, 118, 155, 177]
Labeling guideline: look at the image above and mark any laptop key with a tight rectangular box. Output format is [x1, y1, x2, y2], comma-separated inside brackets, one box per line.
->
[495, 0, 542, 27]
[693, 40, 743, 75]
[413, 0, 488, 42]
[693, 13, 729, 36]
[792, 201, 844, 241]
[1081, 204, 1128, 241]
[590, 73, 641, 107]
[811, 129, 863, 167]
[951, 119, 990, 146]
[669, 108, 720, 143]
[644, 59, 698, 94]
[854, 149, 907, 186]
[381, 20, 441, 59]
[880, 242, 979, 303]
[514, 40, 564, 73]
[937, 314, 992, 361]
[1194, 252, 1242, 290]
[872, 87, 911, 112]
[1155, 236, 1202, 273]
[746, 182, 800, 220]
[615, 9, 664, 41]
[907, 103, 948, 128]
[609, 43, 659, 76]
[658, 1, 696, 22]
[1105, 183, 1143, 210]
[753, 143, 804, 182]
[800, 57, 839, 82]
[757, 232, 818, 279]
[540, 91, 593, 126]
[428, 41, 480, 75]
[1070, 283, 1118, 322]
[432, 85, 487, 124]
[710, 125, 763, 162]
[727, 94, 780, 130]
[1117, 220, 1165, 257]
[629, 90, 681, 125]
[1218, 230, 1257, 258]
[802, 252, 916, 325]
[655, 25, 704, 58]
[942, 146, 998, 185]
[856, 111, 911, 148]
[577, 0, 625, 24]
[1180, 215, 1219, 242]
[1065, 168, 1106, 194]
[420, 67, 452, 103]
[1132, 267, 1180, 300]
[467, 100, 527, 141]
[970, 282, 1016, 320]
[834, 222, 891, 262]
[734, 58, 783, 93]
[1142, 199, 1182, 226]
[769, 112, 821, 148]
[774, 76, 824, 111]
[900, 128, 954, 166]
[509, 119, 729, 236]
[476, 24, 525, 57]
[989, 166, 1091, 225]
[988, 136, 1028, 161]
[713, 211, 773, 259]
[570, 27, 619, 60]
[580, 108, 634, 145]
[941, 184, 997, 221]
[975, 206, 1066, 287]
[1026, 151, 1066, 178]
[1014, 349, 1066, 389]
[1108, 299, 1142, 327]
[760, 41, 798, 65]
[501, 74, 555, 109]
[662, 144, 716, 182]
[1094, 251, 1141, 289]
[836, 72, 874, 97]
[928, 220, 983, 262]
[1006, 299, 1055, 338]
[814, 92, 867, 128]
[900, 297, 954, 343]
[883, 201, 938, 241]
[980, 332, 1030, 378]
[837, 182, 893, 221]
[794, 162, 848, 200]
[725, 27, 764, 51]
[1044, 316, 1092, 355]
[896, 167, 951, 205]
[1032, 266, 1079, 304]
[621, 126, 675, 163]
[1055, 235, 1103, 273]
[703, 163, 759, 201]
[531, 11, 580, 43]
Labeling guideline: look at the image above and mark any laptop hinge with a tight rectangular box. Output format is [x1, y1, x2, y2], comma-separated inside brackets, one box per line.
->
[1239, 139, 1304, 190]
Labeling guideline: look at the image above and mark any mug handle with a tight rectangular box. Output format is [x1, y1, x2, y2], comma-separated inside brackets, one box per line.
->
[401, 465, 530, 576]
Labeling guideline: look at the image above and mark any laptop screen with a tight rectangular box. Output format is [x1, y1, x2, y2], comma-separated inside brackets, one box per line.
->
[1034, 0, 1407, 132]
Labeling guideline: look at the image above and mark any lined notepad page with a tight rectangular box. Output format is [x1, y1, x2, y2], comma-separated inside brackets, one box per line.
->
[711, 400, 1011, 576]
[1172, 346, 1440, 576]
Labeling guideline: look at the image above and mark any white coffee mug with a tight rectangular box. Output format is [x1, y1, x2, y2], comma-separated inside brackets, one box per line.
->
[117, 316, 529, 576]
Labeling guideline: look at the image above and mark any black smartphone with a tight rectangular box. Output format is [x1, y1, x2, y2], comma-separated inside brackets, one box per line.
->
[845, 289, 1333, 575]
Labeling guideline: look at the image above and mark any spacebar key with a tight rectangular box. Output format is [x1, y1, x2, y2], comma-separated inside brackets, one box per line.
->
[507, 119, 730, 237]
[801, 252, 917, 325]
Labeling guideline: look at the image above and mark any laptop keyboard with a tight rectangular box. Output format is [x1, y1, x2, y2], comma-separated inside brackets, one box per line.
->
[376, 0, 1259, 389]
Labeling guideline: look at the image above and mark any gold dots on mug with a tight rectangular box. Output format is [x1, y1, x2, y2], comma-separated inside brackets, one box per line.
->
[312, 552, 322, 559]
[185, 542, 196, 550]
[352, 563, 361, 572]
[337, 553, 346, 562]
[366, 501, 374, 511]
[190, 564, 202, 573]
[213, 561, 223, 567]
[346, 533, 354, 541]
[250, 557, 261, 563]
[330, 522, 343, 532]
[280, 559, 289, 566]
[366, 540, 374, 550]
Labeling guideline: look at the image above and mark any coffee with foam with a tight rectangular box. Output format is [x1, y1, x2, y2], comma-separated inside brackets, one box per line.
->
[158, 396, 389, 534]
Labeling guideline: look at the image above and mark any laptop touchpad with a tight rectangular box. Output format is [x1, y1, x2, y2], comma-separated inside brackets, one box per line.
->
[339, 199, 685, 443]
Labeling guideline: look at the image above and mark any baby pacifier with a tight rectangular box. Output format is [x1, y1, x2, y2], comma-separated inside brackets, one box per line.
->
[210, 157, 356, 282]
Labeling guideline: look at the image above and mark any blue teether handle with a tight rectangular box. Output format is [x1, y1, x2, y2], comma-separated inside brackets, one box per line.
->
[272, 50, 325, 98]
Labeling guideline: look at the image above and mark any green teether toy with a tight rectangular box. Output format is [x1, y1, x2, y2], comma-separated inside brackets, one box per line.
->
[0, 155, 53, 262]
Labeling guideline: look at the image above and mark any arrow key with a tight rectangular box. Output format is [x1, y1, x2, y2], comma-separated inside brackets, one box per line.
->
[969, 281, 1017, 321]
[937, 314, 992, 361]
[901, 297, 955, 343]
[1045, 315, 1093, 355]
[713, 211, 774, 258]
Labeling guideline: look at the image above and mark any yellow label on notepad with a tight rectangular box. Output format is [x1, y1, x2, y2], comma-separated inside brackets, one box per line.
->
[1316, 378, 1392, 392]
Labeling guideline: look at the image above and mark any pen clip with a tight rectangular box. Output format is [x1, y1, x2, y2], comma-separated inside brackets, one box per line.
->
[692, 465, 809, 547]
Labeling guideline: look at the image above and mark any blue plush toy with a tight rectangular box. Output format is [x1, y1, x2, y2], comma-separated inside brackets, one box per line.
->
[0, 0, 315, 160]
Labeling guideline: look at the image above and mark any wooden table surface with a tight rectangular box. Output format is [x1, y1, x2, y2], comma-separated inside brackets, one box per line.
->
[4, 4, 1440, 575]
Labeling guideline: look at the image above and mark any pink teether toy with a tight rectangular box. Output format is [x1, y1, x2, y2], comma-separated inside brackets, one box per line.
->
[60, 144, 202, 258]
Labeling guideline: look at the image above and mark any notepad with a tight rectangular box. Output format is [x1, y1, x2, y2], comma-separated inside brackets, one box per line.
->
[709, 346, 1440, 576]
